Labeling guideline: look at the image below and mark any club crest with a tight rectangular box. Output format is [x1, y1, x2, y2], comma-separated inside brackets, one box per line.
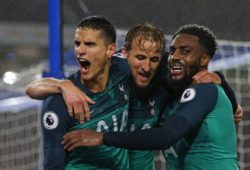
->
[43, 111, 59, 130]
[180, 88, 196, 103]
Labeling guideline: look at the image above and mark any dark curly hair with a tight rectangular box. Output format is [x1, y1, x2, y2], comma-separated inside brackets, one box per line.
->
[172, 24, 217, 58]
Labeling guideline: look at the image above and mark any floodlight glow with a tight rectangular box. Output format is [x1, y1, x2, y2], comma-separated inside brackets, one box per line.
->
[3, 71, 20, 85]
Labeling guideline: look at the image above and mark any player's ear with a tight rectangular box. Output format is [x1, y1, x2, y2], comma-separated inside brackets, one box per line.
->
[121, 47, 128, 59]
[200, 54, 210, 67]
[107, 43, 116, 59]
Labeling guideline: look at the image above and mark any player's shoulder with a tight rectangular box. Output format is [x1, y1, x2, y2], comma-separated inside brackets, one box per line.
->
[112, 53, 128, 65]
[113, 50, 126, 59]
[111, 53, 130, 76]
[44, 94, 65, 106]
[190, 83, 217, 91]
[42, 94, 68, 118]
[180, 83, 218, 103]
[66, 71, 80, 84]
[186, 83, 218, 96]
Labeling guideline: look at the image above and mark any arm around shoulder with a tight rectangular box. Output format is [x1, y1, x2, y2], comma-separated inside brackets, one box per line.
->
[25, 78, 68, 100]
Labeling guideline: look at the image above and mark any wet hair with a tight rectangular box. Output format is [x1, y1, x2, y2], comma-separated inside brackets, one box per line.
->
[77, 16, 116, 45]
[124, 22, 166, 55]
[172, 24, 217, 58]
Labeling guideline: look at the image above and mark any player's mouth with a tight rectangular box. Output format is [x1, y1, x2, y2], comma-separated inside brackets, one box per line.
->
[78, 58, 91, 73]
[170, 62, 184, 79]
[137, 71, 151, 82]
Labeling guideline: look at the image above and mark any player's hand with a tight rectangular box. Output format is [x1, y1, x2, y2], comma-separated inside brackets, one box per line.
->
[62, 129, 104, 151]
[59, 80, 95, 124]
[193, 70, 221, 85]
[234, 104, 243, 124]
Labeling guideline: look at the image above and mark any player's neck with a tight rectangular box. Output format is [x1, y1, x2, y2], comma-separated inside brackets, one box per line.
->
[81, 67, 110, 93]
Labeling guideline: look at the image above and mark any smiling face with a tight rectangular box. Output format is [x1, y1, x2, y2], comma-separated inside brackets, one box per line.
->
[125, 38, 162, 88]
[74, 28, 115, 90]
[168, 34, 207, 81]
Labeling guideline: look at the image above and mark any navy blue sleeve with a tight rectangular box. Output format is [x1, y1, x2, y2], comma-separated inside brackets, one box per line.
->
[215, 71, 238, 113]
[41, 94, 70, 169]
[103, 83, 218, 150]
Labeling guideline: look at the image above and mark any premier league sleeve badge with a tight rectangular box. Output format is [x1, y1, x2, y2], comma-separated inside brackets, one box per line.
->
[43, 111, 59, 130]
[180, 88, 196, 103]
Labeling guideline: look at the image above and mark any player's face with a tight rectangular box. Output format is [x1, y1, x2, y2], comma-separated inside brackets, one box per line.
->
[74, 28, 115, 85]
[125, 39, 162, 88]
[168, 34, 205, 81]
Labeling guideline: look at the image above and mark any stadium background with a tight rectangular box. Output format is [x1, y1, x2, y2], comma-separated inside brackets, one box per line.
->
[0, 0, 249, 169]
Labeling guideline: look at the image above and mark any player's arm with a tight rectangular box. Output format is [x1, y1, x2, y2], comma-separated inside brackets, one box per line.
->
[214, 71, 244, 123]
[25, 78, 64, 99]
[25, 78, 95, 123]
[193, 70, 243, 124]
[193, 70, 238, 114]
[234, 104, 243, 124]
[62, 84, 217, 151]
[42, 94, 69, 169]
